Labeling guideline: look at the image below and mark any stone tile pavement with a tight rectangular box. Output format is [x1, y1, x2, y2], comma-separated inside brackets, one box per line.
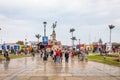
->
[0, 55, 120, 80]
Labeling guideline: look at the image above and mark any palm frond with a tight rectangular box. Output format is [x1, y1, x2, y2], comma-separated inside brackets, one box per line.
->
[109, 25, 115, 29]
[71, 36, 77, 40]
[70, 28, 75, 33]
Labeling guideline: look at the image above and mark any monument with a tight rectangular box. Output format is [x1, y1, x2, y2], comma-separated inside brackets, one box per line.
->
[51, 21, 62, 50]
[51, 21, 57, 42]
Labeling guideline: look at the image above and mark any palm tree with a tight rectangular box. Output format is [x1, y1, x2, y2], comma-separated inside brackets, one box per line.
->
[35, 34, 41, 43]
[70, 28, 75, 46]
[109, 25, 115, 29]
[70, 28, 75, 37]
[71, 36, 77, 46]
[109, 25, 115, 43]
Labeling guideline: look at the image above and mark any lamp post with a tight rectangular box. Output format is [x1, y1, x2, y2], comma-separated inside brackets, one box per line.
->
[0, 28, 1, 44]
[109, 25, 115, 51]
[79, 39, 80, 51]
[109, 25, 115, 43]
[43, 22, 47, 36]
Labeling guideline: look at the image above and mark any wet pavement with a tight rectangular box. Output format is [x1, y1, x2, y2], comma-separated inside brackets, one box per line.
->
[0, 55, 120, 80]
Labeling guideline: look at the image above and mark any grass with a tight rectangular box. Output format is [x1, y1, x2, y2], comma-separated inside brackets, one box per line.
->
[9, 54, 24, 59]
[87, 55, 120, 67]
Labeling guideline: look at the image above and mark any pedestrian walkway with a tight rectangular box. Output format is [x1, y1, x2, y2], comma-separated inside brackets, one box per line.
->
[0, 55, 120, 80]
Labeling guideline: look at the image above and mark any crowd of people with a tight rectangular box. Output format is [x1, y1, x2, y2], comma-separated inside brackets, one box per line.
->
[2, 45, 89, 63]
[37, 47, 88, 63]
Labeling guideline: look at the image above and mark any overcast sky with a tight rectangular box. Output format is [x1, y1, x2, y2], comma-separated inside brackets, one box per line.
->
[0, 0, 120, 45]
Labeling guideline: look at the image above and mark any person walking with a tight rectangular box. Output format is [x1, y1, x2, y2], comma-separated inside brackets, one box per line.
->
[78, 50, 81, 61]
[81, 49, 87, 62]
[43, 48, 47, 61]
[24, 48, 28, 55]
[65, 49, 69, 63]
[71, 50, 75, 59]
[31, 48, 35, 57]
[55, 48, 61, 63]
[53, 49, 56, 62]
[4, 50, 10, 61]
[60, 50, 63, 63]
[50, 49, 54, 58]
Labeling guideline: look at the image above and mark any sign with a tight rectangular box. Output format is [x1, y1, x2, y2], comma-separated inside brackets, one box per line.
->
[106, 43, 112, 51]
[42, 36, 48, 45]
[7, 45, 10, 50]
[2, 45, 5, 50]
[14, 45, 20, 51]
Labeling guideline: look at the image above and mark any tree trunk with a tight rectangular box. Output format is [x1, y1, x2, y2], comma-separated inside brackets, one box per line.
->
[38, 39, 39, 43]
[72, 32, 74, 46]
[73, 40, 74, 46]
[72, 32, 73, 38]
[110, 29, 111, 43]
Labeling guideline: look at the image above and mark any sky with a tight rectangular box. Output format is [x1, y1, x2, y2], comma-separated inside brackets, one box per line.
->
[0, 0, 120, 45]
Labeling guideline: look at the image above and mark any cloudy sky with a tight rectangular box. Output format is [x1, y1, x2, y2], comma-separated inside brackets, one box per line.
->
[0, 0, 120, 45]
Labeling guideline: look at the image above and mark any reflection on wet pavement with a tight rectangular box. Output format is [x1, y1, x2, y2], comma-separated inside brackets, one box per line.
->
[0, 55, 120, 80]
[4, 61, 10, 71]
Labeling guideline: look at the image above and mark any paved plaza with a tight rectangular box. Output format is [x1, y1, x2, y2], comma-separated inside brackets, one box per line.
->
[0, 55, 120, 80]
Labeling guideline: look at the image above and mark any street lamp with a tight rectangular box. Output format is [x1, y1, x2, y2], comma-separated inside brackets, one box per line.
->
[0, 28, 1, 38]
[43, 22, 47, 36]
[0, 28, 1, 44]
[109, 25, 115, 43]
[109, 24, 115, 51]
[79, 39, 80, 51]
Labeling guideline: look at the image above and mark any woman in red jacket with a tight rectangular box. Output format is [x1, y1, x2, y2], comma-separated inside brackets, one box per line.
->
[55, 49, 61, 63]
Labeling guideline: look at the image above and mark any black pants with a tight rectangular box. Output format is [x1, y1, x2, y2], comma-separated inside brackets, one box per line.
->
[65, 57, 69, 63]
[54, 55, 56, 62]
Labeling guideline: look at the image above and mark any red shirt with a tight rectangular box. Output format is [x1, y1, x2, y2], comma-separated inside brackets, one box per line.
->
[56, 50, 61, 56]
[71, 51, 74, 56]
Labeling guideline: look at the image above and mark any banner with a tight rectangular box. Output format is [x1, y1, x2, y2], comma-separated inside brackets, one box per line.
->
[42, 36, 48, 45]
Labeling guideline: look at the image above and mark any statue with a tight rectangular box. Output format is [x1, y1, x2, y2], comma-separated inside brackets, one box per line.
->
[52, 21, 57, 31]
[51, 21, 57, 41]
[50, 21, 63, 50]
